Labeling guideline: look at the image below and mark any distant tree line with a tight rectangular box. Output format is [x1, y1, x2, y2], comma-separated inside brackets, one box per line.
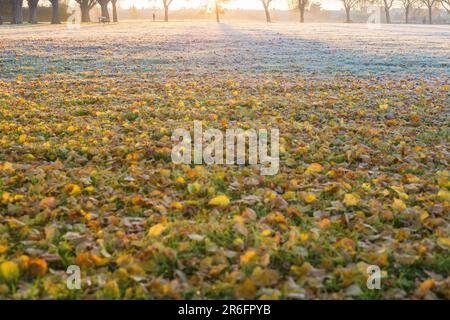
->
[0, 0, 118, 24]
[0, 0, 449, 25]
[0, 0, 63, 24]
[290, 0, 449, 24]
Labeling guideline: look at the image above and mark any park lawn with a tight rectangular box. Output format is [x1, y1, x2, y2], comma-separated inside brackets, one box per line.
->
[0, 22, 449, 299]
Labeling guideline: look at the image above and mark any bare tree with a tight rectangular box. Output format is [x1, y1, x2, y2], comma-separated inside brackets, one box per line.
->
[400, 0, 417, 23]
[27, 0, 38, 23]
[10, 0, 23, 24]
[49, 0, 60, 24]
[381, 0, 394, 23]
[75, 0, 96, 22]
[215, 0, 219, 22]
[260, 0, 273, 22]
[214, 0, 230, 23]
[442, 0, 450, 13]
[341, 0, 359, 23]
[420, 0, 437, 23]
[162, 0, 173, 22]
[288, 0, 309, 23]
[299, 0, 309, 22]
[111, 0, 117, 22]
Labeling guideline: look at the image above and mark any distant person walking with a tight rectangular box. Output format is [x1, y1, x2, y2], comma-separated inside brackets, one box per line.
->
[153, 13, 156, 22]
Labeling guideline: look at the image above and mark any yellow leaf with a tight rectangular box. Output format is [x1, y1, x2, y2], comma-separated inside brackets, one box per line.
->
[259, 293, 281, 300]
[438, 237, 450, 247]
[91, 255, 109, 267]
[233, 215, 245, 225]
[240, 250, 258, 265]
[264, 190, 277, 200]
[65, 184, 82, 197]
[361, 183, 371, 191]
[251, 267, 279, 286]
[148, 223, 166, 237]
[187, 182, 202, 195]
[304, 193, 317, 204]
[0, 261, 20, 283]
[404, 174, 420, 183]
[160, 169, 171, 177]
[436, 171, 449, 187]
[282, 191, 296, 200]
[1, 192, 11, 204]
[343, 193, 360, 206]
[334, 237, 356, 254]
[126, 153, 139, 162]
[175, 177, 185, 184]
[0, 244, 8, 254]
[392, 198, 406, 211]
[318, 218, 331, 229]
[102, 280, 120, 299]
[418, 279, 435, 291]
[437, 189, 450, 202]
[171, 201, 184, 210]
[209, 195, 230, 206]
[234, 278, 256, 299]
[306, 163, 323, 174]
[390, 186, 409, 200]
[233, 238, 244, 247]
[419, 211, 429, 222]
[0, 162, 14, 173]
[18, 134, 27, 143]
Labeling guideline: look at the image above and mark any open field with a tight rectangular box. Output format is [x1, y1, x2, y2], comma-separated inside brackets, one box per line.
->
[1, 21, 450, 78]
[0, 22, 449, 299]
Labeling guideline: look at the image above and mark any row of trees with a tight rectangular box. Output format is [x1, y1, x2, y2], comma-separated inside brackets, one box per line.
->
[339, 0, 450, 24]
[4, 0, 61, 24]
[0, 0, 118, 24]
[212, 0, 448, 24]
[1, 0, 450, 25]
[168, 0, 450, 24]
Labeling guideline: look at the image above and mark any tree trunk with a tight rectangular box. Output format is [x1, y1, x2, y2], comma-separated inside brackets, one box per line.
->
[27, 0, 38, 24]
[263, 5, 271, 22]
[80, 2, 91, 22]
[215, 1, 219, 23]
[11, 0, 23, 24]
[345, 7, 350, 23]
[428, 6, 432, 24]
[385, 7, 391, 24]
[405, 6, 409, 24]
[299, 6, 305, 23]
[164, 5, 168, 22]
[50, 0, 60, 24]
[99, 0, 110, 22]
[111, 0, 117, 22]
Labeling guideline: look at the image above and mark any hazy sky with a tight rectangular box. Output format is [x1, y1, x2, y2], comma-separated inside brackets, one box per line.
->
[120, 0, 343, 11]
